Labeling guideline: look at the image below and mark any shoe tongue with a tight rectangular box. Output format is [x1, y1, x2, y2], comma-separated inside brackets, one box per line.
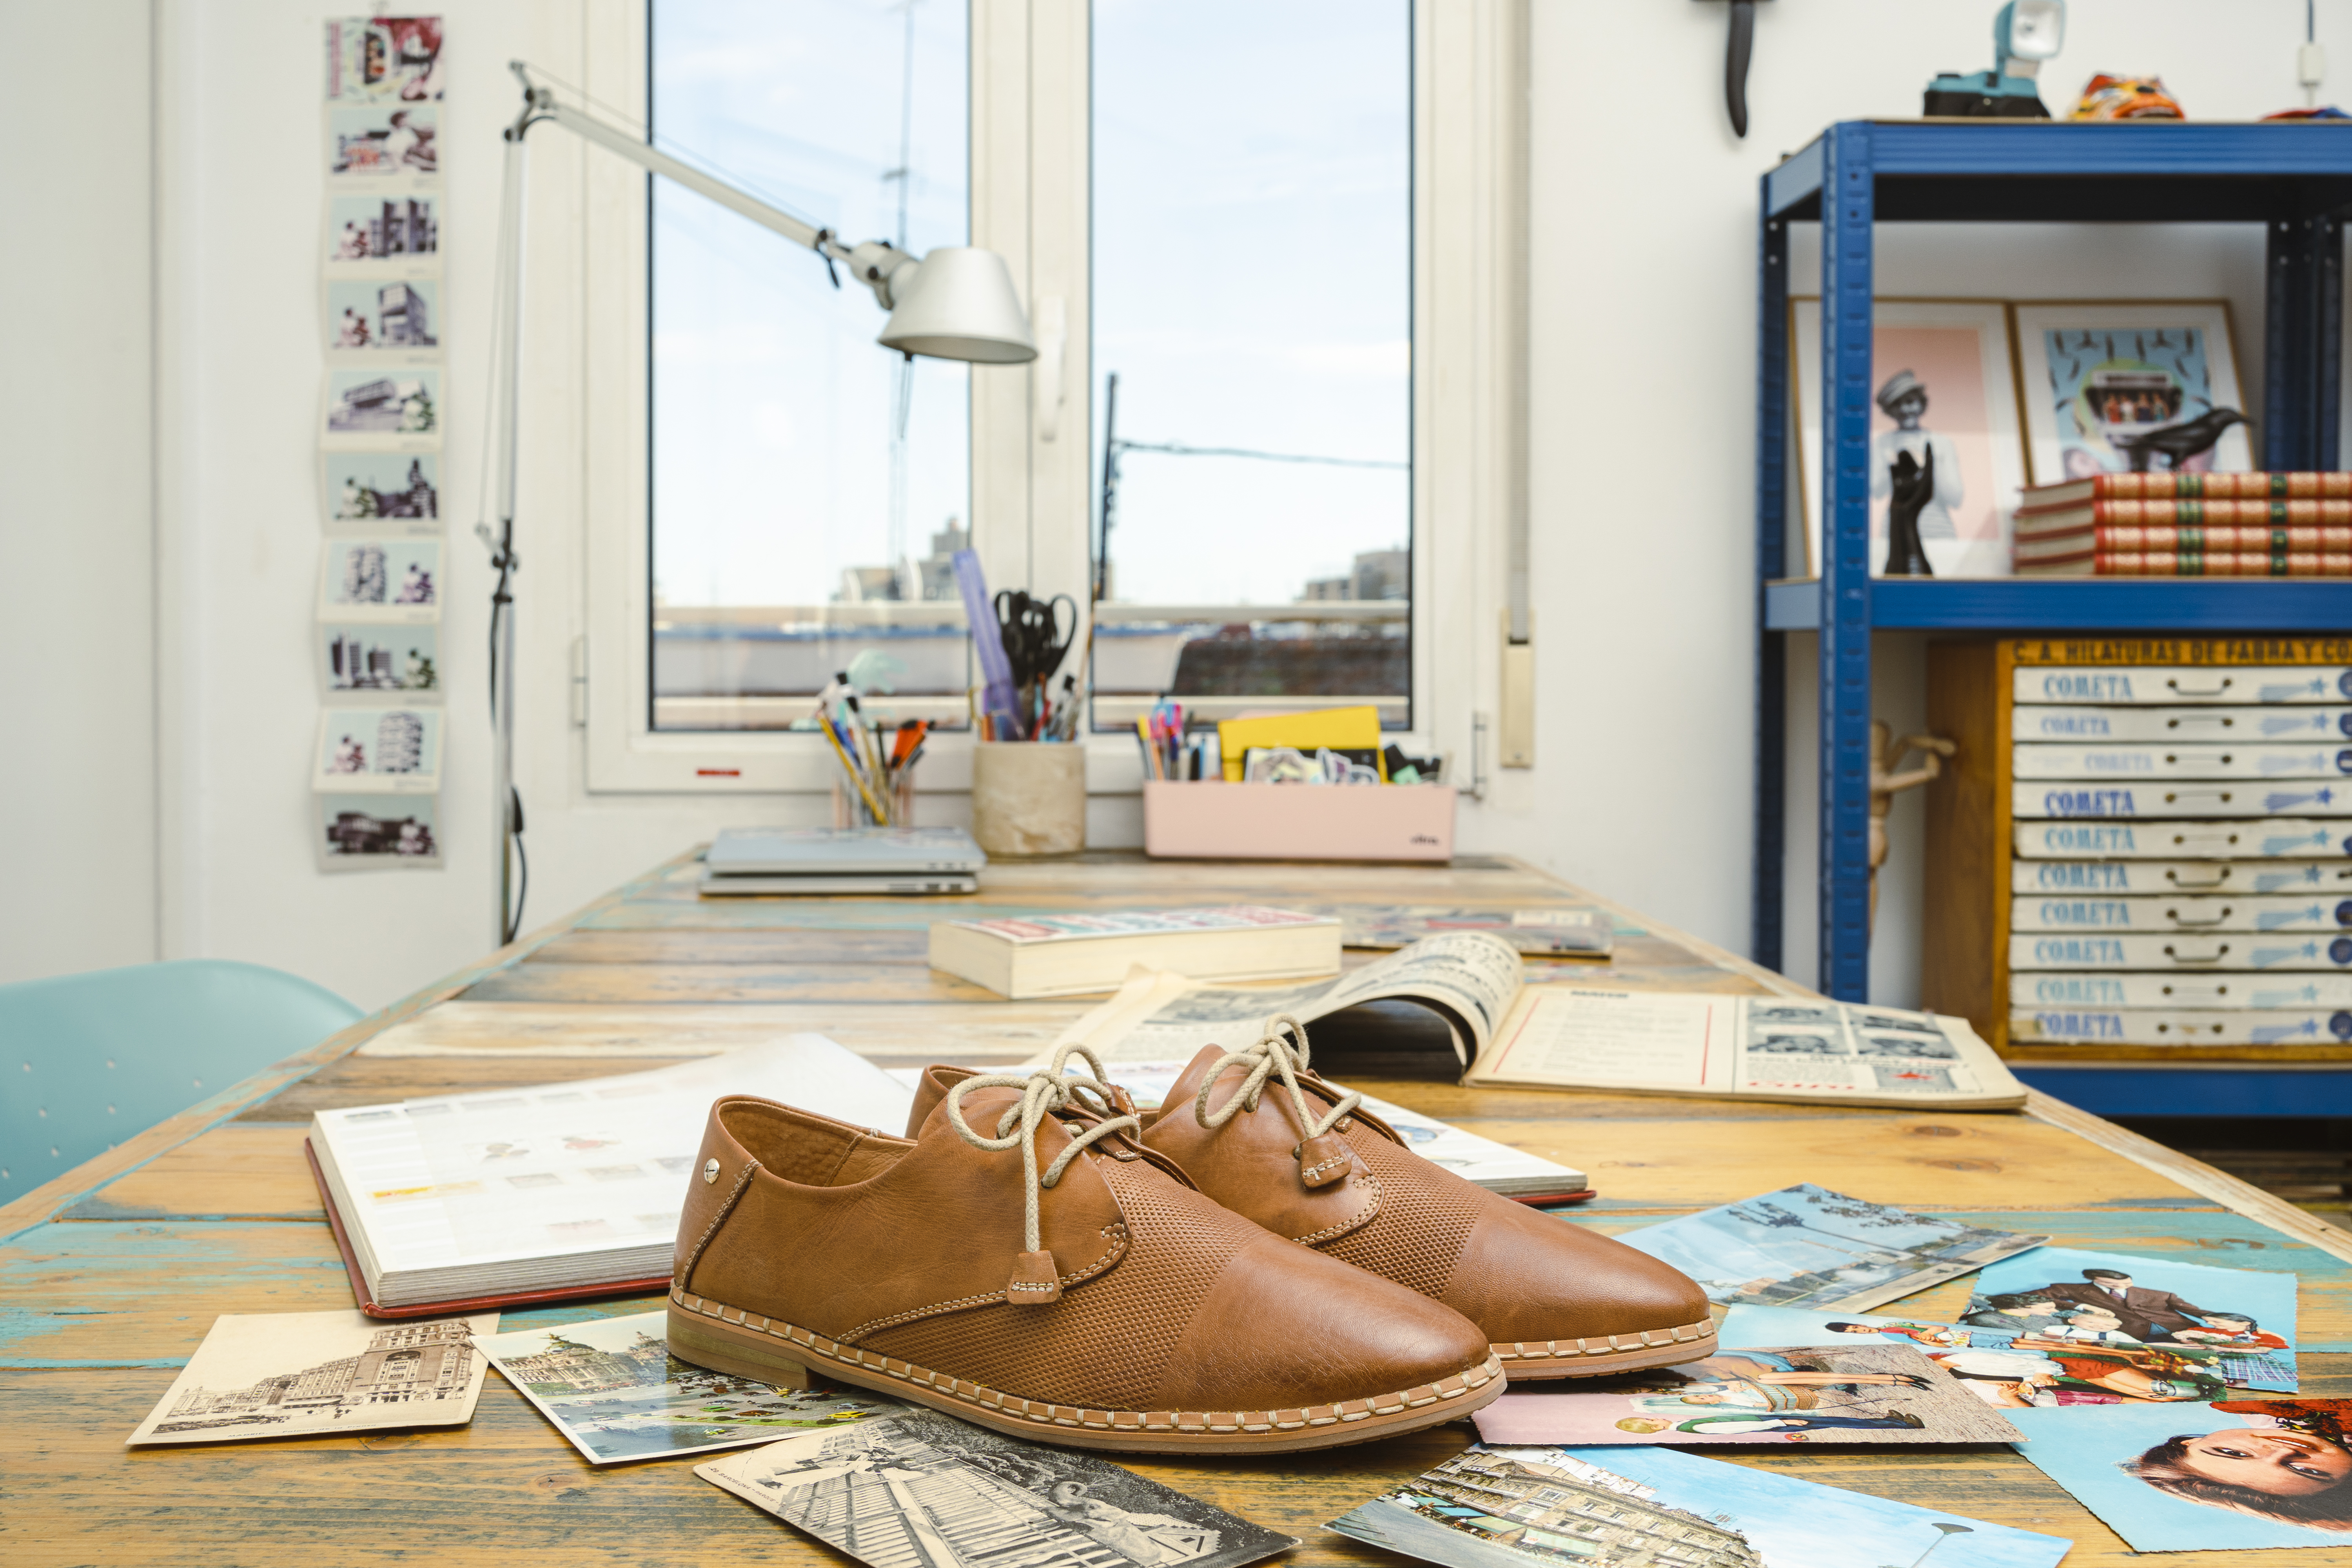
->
[1154, 1044, 1243, 1125]
[915, 1081, 1075, 1160]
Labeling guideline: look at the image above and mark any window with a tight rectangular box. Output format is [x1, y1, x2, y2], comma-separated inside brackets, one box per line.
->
[1090, 0, 1414, 728]
[650, 0, 973, 731]
[586, 1, 1515, 792]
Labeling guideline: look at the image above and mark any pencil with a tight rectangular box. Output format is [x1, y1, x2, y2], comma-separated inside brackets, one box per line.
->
[822, 715, 888, 824]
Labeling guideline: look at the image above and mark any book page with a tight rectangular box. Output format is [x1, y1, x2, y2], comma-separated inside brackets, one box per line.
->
[1731, 1000, 1998, 1099]
[1474, 989, 1732, 1091]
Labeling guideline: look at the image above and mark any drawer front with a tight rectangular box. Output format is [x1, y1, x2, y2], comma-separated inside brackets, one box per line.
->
[2013, 858, 2352, 894]
[2009, 1007, 2352, 1045]
[2012, 705, 2352, 742]
[2014, 820, 2352, 858]
[2010, 932, 2352, 971]
[2010, 893, 2352, 933]
[2013, 742, 2352, 780]
[2014, 666, 2352, 705]
[2010, 972, 2352, 1008]
[2012, 782, 2352, 819]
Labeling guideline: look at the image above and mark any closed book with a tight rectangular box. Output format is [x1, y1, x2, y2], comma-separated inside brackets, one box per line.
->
[2018, 471, 2352, 507]
[2013, 525, 2352, 562]
[2017, 551, 2352, 577]
[928, 905, 1342, 998]
[2013, 497, 2352, 532]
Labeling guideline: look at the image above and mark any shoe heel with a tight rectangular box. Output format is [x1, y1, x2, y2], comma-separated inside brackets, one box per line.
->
[666, 1305, 818, 1390]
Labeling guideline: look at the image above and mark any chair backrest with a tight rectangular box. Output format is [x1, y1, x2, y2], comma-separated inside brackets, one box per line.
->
[0, 959, 364, 1208]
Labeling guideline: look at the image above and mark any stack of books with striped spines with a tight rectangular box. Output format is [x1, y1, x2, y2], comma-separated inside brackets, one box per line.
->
[2012, 471, 2352, 577]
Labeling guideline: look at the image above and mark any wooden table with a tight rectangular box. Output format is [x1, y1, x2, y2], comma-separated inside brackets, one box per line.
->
[8, 850, 2352, 1566]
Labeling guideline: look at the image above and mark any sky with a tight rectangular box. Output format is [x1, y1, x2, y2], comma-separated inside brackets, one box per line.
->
[647, 0, 1410, 609]
[1535, 1447, 2069, 1568]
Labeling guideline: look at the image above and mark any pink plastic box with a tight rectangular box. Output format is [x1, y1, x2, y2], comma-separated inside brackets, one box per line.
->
[1141, 780, 1456, 862]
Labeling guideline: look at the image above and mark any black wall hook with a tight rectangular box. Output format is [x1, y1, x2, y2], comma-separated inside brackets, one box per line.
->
[1700, 0, 1769, 139]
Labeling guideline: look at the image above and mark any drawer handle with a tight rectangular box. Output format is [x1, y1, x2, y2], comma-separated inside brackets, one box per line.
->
[2167, 715, 2233, 731]
[2167, 867, 2229, 888]
[2169, 676, 2233, 697]
[2163, 942, 2229, 963]
[2166, 908, 2230, 927]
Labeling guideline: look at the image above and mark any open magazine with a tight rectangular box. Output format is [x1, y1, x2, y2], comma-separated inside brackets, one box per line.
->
[1045, 933, 2025, 1110]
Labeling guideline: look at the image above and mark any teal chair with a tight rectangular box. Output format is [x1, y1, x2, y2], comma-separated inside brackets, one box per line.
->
[1, 959, 364, 1208]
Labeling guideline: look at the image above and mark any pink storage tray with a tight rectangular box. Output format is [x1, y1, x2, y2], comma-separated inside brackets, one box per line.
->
[1142, 780, 1455, 862]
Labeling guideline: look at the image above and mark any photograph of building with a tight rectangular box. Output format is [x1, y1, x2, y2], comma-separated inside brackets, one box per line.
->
[1383, 1448, 1763, 1568]
[149, 1319, 477, 1437]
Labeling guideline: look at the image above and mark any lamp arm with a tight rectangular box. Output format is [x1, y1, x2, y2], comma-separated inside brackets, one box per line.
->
[509, 63, 916, 312]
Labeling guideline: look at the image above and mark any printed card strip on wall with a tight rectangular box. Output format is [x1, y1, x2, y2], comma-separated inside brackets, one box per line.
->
[318, 17, 446, 874]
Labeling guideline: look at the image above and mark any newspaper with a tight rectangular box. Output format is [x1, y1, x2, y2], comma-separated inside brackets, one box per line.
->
[1464, 990, 2026, 1109]
[1038, 932, 1528, 1067]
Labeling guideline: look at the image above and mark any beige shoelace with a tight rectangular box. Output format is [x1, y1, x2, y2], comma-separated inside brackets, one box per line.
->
[1193, 1014, 1362, 1161]
[941, 1042, 1142, 1267]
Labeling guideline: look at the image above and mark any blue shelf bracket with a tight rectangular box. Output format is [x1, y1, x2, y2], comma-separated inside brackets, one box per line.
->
[2264, 213, 2345, 470]
[1753, 199, 1790, 972]
[1819, 123, 1875, 1001]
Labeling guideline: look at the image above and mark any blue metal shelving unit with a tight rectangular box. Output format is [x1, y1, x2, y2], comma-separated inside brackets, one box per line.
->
[1755, 122, 2352, 1114]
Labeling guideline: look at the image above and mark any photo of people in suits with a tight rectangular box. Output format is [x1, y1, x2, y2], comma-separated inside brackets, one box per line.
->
[1972, 1247, 2299, 1357]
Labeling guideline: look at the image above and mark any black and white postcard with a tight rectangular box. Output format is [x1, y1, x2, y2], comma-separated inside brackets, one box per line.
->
[319, 538, 439, 622]
[699, 1408, 1298, 1568]
[319, 793, 441, 870]
[128, 1308, 493, 1446]
[316, 706, 442, 793]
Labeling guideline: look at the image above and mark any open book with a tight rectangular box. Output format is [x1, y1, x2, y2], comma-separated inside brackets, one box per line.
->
[1050, 933, 2025, 1110]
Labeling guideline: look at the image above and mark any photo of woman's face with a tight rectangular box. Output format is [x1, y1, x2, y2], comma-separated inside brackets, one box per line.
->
[2179, 1429, 2352, 1496]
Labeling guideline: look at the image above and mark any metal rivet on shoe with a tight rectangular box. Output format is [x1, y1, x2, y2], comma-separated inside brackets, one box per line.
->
[702, 1158, 720, 1184]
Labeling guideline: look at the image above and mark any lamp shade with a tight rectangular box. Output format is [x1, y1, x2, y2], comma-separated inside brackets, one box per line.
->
[877, 247, 1037, 364]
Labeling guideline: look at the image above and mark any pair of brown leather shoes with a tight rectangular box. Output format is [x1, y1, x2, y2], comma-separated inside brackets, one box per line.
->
[667, 1025, 1712, 1455]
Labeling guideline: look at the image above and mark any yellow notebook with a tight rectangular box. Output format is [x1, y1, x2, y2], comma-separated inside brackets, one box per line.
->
[1216, 705, 1383, 782]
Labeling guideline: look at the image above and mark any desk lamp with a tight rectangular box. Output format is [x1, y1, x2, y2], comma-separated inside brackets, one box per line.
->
[1925, 1, 2065, 119]
[479, 63, 1037, 941]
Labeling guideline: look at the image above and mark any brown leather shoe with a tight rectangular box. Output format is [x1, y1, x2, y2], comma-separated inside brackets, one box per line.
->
[908, 1026, 1714, 1379]
[668, 1052, 1504, 1454]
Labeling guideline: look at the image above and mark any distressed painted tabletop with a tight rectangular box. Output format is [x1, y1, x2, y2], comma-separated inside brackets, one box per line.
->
[7, 849, 2352, 1566]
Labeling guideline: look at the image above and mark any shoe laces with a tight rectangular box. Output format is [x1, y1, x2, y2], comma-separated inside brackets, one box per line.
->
[1192, 1015, 1363, 1187]
[942, 1043, 1142, 1294]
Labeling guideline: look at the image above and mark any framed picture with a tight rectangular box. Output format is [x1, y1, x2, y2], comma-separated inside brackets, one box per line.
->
[2011, 301, 2252, 483]
[1791, 298, 2028, 580]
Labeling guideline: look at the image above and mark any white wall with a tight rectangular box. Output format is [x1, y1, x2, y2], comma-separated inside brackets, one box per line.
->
[14, 1, 2350, 1011]
[1, 1, 157, 985]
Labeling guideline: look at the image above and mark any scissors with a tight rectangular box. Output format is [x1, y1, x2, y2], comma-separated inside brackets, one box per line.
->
[993, 590, 1077, 695]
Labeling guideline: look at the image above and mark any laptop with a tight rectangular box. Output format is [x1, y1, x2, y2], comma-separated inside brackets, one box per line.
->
[701, 826, 985, 896]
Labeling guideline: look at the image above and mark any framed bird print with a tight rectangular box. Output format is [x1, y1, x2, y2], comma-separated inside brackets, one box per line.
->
[1791, 298, 2028, 579]
[2011, 301, 2252, 485]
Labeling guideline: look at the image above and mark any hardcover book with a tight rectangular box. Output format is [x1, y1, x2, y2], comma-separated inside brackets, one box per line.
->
[928, 906, 1341, 998]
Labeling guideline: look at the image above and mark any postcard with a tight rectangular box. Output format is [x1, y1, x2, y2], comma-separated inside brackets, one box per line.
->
[328, 103, 439, 180]
[1338, 906, 1613, 958]
[316, 706, 441, 793]
[320, 538, 439, 622]
[2009, 1399, 2352, 1550]
[1616, 1183, 2048, 1311]
[322, 623, 439, 697]
[325, 15, 444, 104]
[699, 1407, 1298, 1568]
[319, 793, 441, 870]
[1331, 1442, 2070, 1568]
[1969, 1245, 2299, 1353]
[127, 1308, 493, 1445]
[1469, 1343, 2025, 1447]
[326, 191, 440, 276]
[1720, 1303, 2297, 1405]
[327, 278, 440, 361]
[473, 1310, 901, 1465]
[325, 450, 439, 530]
[323, 367, 441, 448]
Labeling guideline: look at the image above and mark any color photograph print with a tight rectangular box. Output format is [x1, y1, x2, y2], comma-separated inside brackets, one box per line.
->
[1330, 1443, 2069, 1568]
[1615, 1183, 2049, 1311]
[325, 15, 444, 103]
[127, 1309, 492, 1445]
[1791, 298, 2027, 580]
[325, 191, 440, 277]
[321, 623, 439, 698]
[2012, 301, 2252, 483]
[322, 368, 441, 450]
[2008, 1399, 2352, 1550]
[699, 1408, 1300, 1568]
[474, 1310, 901, 1465]
[319, 793, 441, 870]
[327, 103, 439, 179]
[1971, 1245, 2299, 1354]
[327, 278, 440, 361]
[1719, 1303, 2296, 1407]
[316, 707, 442, 793]
[320, 538, 439, 622]
[1468, 1343, 2025, 1447]
[324, 451, 439, 531]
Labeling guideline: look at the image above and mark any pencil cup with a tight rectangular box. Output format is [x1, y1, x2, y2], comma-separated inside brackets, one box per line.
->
[833, 765, 916, 828]
[970, 741, 1085, 857]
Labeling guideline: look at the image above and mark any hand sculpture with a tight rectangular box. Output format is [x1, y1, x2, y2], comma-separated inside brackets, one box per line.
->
[1884, 446, 1935, 577]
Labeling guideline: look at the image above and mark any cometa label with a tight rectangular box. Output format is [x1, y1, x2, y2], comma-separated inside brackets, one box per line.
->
[2035, 900, 2132, 927]
[2035, 673, 2138, 701]
[2030, 976, 2129, 1004]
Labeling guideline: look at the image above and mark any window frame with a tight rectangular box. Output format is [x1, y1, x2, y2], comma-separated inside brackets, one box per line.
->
[576, 0, 1522, 799]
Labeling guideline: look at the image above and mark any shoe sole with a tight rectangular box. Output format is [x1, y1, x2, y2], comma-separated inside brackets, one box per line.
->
[666, 1287, 1505, 1455]
[1491, 1319, 1719, 1380]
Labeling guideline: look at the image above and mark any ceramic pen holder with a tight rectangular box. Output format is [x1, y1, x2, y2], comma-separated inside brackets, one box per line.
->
[970, 740, 1085, 857]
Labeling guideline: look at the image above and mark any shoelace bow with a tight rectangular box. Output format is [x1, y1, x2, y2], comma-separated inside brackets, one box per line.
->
[1193, 1014, 1363, 1189]
[942, 1042, 1141, 1306]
